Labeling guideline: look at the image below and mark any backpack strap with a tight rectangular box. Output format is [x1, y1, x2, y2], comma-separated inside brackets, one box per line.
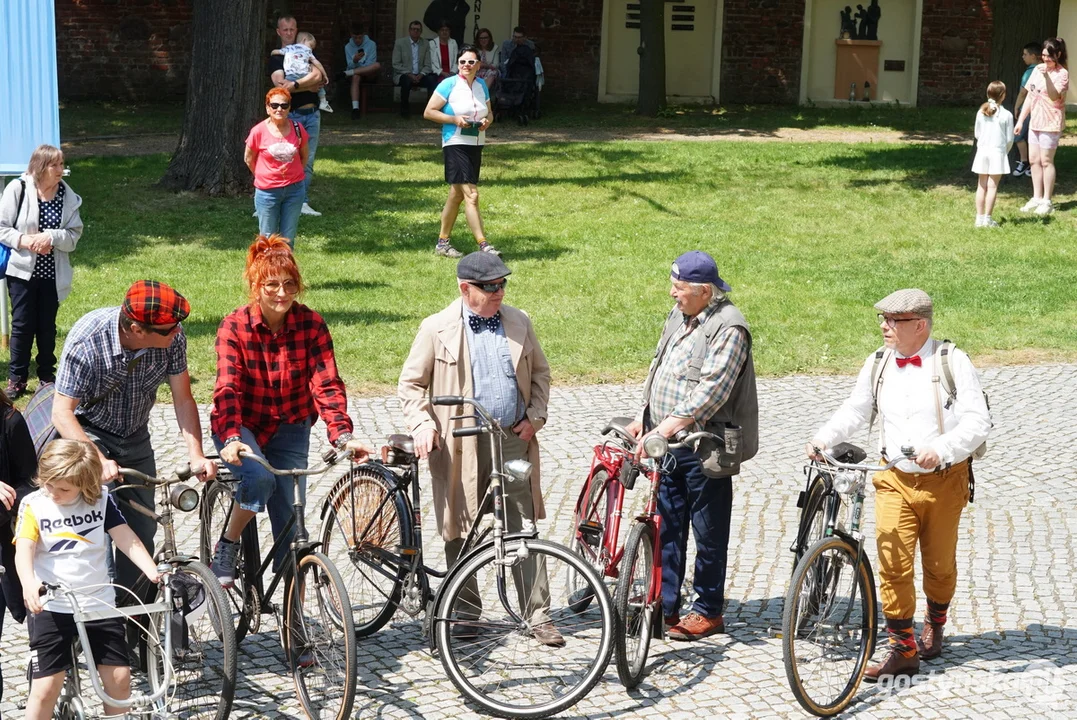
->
[14, 179, 26, 223]
[936, 339, 958, 410]
[868, 346, 891, 428]
[291, 120, 302, 142]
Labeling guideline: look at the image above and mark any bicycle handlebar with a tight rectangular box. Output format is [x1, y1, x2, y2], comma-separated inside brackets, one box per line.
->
[432, 395, 466, 406]
[117, 464, 200, 486]
[668, 430, 723, 450]
[453, 426, 487, 438]
[236, 450, 337, 477]
[816, 445, 916, 473]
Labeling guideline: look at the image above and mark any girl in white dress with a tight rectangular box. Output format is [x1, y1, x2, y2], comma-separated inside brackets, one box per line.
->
[971, 81, 1014, 227]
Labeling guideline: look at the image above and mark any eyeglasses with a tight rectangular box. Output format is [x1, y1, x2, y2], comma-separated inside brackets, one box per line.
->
[268, 102, 290, 110]
[263, 279, 300, 294]
[478, 35, 491, 40]
[468, 279, 508, 293]
[145, 323, 180, 336]
[877, 314, 920, 328]
[459, 59, 478, 66]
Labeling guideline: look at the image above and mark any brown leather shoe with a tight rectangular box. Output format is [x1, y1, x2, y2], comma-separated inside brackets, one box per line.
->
[667, 612, 724, 641]
[918, 622, 943, 659]
[863, 649, 920, 684]
[531, 622, 566, 648]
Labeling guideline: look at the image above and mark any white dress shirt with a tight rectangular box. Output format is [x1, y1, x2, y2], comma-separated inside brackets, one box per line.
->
[813, 338, 991, 474]
[410, 38, 420, 74]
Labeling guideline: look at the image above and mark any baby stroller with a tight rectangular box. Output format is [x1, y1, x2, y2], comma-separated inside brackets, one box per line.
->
[496, 44, 538, 125]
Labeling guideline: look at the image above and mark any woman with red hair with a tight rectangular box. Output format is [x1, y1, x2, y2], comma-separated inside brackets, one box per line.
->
[245, 88, 309, 245]
[208, 235, 370, 583]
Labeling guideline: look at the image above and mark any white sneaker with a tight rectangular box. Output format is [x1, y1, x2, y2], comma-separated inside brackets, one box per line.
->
[974, 215, 985, 227]
[319, 98, 334, 113]
[301, 203, 322, 216]
[982, 217, 999, 228]
[252, 210, 258, 217]
[1034, 200, 1053, 216]
[1020, 198, 1042, 212]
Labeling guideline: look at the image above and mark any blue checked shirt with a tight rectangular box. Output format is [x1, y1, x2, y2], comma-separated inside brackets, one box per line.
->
[55, 307, 188, 438]
[646, 304, 749, 431]
[463, 306, 525, 428]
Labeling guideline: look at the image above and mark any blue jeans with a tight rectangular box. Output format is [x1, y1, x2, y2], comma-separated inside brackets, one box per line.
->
[213, 421, 310, 569]
[289, 108, 320, 203]
[658, 447, 733, 618]
[254, 182, 304, 244]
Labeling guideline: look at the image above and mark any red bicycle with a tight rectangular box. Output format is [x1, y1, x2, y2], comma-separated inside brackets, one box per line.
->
[569, 418, 720, 687]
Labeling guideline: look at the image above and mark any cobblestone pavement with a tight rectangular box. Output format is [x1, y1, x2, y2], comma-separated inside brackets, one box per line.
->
[3, 364, 1076, 719]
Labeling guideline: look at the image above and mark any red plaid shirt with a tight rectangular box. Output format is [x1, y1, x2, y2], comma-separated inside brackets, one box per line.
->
[210, 303, 353, 447]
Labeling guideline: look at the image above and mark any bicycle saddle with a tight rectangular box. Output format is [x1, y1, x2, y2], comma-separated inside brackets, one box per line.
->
[387, 434, 415, 456]
[601, 417, 636, 441]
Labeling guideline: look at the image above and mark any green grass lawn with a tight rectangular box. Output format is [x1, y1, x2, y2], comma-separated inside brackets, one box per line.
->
[65, 99, 1077, 140]
[9, 140, 1076, 402]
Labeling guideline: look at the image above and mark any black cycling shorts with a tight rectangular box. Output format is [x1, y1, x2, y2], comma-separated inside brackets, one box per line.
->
[28, 611, 129, 679]
[443, 144, 483, 185]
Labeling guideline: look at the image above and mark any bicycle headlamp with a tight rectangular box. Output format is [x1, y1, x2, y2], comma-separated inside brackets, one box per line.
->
[504, 459, 533, 483]
[170, 483, 200, 512]
[642, 434, 668, 459]
[832, 471, 857, 495]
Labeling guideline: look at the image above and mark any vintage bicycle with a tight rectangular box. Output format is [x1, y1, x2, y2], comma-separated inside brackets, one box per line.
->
[115, 464, 237, 720]
[318, 396, 614, 719]
[199, 452, 357, 720]
[782, 443, 915, 717]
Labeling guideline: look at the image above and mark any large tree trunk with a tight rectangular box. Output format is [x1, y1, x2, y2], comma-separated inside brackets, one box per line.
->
[990, 0, 1060, 111]
[637, 0, 666, 116]
[159, 0, 270, 196]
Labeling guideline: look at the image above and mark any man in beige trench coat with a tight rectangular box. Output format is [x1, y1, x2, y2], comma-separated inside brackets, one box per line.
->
[398, 251, 563, 645]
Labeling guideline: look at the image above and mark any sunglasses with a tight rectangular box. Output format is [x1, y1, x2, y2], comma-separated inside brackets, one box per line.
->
[263, 280, 300, 294]
[145, 322, 180, 336]
[469, 279, 508, 293]
[268, 102, 290, 110]
[459, 59, 478, 66]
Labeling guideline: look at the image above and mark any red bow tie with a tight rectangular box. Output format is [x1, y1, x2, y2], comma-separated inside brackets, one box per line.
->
[895, 355, 921, 368]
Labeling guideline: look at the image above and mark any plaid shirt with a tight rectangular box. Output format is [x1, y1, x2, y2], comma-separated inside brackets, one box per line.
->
[647, 303, 749, 431]
[210, 303, 353, 448]
[54, 307, 187, 438]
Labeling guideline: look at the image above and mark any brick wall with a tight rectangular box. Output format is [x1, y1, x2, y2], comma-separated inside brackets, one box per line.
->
[56, 0, 194, 100]
[720, 0, 805, 104]
[518, 0, 604, 101]
[917, 0, 992, 106]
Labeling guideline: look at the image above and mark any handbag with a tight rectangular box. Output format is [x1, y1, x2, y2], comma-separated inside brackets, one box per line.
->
[0, 179, 25, 275]
[23, 382, 58, 458]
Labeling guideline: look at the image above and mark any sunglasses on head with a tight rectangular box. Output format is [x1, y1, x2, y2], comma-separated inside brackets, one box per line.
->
[268, 101, 290, 110]
[468, 279, 508, 293]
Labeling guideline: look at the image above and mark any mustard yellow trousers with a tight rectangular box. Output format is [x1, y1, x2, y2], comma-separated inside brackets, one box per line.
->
[872, 461, 970, 620]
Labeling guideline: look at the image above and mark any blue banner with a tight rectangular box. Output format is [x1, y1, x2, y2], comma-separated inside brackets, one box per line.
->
[0, 0, 60, 175]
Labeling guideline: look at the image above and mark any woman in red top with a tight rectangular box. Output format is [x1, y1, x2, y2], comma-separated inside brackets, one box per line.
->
[208, 236, 370, 582]
[245, 88, 309, 246]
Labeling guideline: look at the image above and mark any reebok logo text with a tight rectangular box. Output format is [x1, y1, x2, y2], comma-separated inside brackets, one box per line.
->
[40, 510, 104, 533]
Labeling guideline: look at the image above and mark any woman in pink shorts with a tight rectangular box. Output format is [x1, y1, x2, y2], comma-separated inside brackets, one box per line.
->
[1015, 37, 1068, 216]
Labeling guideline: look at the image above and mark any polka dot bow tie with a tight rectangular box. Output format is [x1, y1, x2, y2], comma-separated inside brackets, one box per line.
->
[895, 355, 921, 368]
[468, 313, 501, 333]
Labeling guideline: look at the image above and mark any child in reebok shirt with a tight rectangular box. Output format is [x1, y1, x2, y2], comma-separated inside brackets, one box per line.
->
[16, 439, 161, 720]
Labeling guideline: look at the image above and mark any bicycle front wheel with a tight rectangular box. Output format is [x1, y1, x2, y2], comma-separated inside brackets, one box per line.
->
[320, 466, 407, 636]
[436, 538, 613, 719]
[200, 479, 257, 642]
[567, 468, 614, 614]
[782, 536, 876, 717]
[284, 552, 358, 720]
[792, 477, 829, 574]
[157, 561, 238, 720]
[613, 521, 656, 688]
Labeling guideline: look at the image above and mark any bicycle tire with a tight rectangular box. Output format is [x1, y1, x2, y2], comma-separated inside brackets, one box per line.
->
[792, 476, 829, 574]
[320, 466, 408, 636]
[613, 521, 655, 688]
[568, 468, 614, 614]
[782, 536, 876, 717]
[284, 552, 358, 720]
[152, 561, 238, 720]
[200, 479, 257, 642]
[436, 538, 614, 719]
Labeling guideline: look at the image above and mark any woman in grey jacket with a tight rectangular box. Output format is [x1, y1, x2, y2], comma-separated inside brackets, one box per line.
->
[0, 145, 83, 399]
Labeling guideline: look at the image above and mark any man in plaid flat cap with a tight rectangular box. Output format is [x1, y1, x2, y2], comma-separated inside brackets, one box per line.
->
[807, 288, 991, 682]
[52, 280, 216, 599]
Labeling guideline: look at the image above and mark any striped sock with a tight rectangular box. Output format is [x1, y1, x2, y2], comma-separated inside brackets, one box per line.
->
[886, 617, 918, 658]
[926, 599, 948, 626]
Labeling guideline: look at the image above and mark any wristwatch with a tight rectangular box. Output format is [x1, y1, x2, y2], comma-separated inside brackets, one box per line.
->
[292, 80, 300, 91]
[334, 432, 355, 450]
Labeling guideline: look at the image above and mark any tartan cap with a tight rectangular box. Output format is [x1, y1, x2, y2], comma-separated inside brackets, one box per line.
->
[874, 288, 933, 319]
[122, 280, 190, 326]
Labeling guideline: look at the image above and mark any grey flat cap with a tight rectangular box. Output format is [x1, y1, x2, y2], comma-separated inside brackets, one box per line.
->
[874, 288, 933, 318]
[456, 252, 512, 282]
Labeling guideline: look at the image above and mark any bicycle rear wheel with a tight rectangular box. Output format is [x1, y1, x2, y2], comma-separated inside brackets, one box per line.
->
[613, 521, 656, 688]
[200, 479, 257, 642]
[151, 561, 238, 720]
[320, 467, 407, 636]
[284, 552, 358, 720]
[782, 536, 876, 717]
[436, 538, 613, 719]
[568, 468, 614, 614]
